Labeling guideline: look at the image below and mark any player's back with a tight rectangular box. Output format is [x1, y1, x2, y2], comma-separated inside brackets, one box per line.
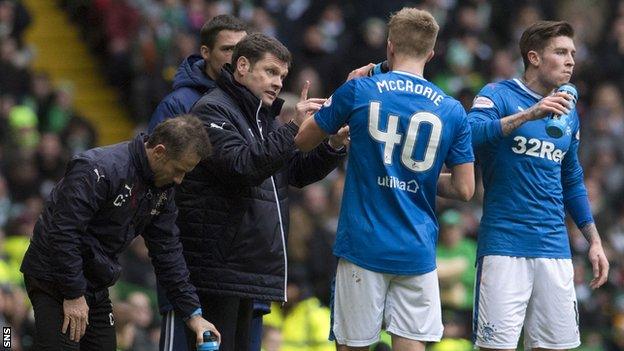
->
[315, 70, 473, 275]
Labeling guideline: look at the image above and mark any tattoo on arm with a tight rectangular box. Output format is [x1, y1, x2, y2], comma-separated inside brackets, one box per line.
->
[501, 113, 529, 136]
[580, 222, 600, 244]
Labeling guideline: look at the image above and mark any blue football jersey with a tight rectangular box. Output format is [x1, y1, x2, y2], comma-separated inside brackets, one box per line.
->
[315, 71, 474, 275]
[468, 78, 587, 259]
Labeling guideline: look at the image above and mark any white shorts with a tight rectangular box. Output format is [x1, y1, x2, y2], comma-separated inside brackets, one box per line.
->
[473, 255, 580, 350]
[331, 258, 443, 347]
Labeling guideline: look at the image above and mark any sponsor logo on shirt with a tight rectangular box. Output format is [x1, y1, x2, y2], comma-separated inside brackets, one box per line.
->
[377, 175, 419, 193]
[511, 136, 566, 163]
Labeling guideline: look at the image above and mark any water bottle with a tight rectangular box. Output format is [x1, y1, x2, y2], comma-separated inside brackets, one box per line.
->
[545, 83, 577, 138]
[197, 331, 219, 351]
[367, 60, 390, 76]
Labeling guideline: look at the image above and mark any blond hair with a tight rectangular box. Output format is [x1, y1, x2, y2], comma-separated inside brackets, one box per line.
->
[388, 8, 439, 58]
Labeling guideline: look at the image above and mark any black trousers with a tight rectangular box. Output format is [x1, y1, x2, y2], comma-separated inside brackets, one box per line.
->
[24, 276, 116, 351]
[193, 294, 253, 351]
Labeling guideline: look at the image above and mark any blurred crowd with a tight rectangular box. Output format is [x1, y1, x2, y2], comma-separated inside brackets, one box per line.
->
[0, 0, 623, 350]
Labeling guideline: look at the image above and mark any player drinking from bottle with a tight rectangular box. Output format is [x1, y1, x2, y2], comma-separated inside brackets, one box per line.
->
[468, 20, 609, 351]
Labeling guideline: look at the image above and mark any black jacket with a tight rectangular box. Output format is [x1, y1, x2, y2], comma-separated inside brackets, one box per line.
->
[181, 66, 345, 301]
[21, 134, 200, 318]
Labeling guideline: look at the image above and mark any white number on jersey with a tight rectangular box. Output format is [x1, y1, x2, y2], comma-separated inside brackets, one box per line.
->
[368, 101, 442, 172]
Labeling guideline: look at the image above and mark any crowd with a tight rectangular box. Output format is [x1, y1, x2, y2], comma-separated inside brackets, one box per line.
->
[0, 0, 622, 350]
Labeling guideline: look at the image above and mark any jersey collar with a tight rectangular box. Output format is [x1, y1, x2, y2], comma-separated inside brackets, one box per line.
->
[393, 70, 428, 81]
[513, 78, 543, 99]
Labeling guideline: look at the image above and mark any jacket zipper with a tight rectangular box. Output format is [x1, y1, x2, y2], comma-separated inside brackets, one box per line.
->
[254, 101, 288, 302]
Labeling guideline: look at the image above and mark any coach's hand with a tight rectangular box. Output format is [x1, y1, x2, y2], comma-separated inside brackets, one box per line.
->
[294, 81, 326, 126]
[187, 315, 221, 345]
[526, 91, 573, 121]
[588, 241, 609, 289]
[347, 63, 375, 81]
[62, 296, 89, 342]
[329, 126, 350, 150]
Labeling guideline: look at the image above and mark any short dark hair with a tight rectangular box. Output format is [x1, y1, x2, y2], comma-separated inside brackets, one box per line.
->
[147, 115, 211, 160]
[231, 33, 292, 68]
[200, 15, 248, 49]
[519, 21, 574, 70]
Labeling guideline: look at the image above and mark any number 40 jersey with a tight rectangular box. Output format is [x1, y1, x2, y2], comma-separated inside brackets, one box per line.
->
[314, 70, 474, 275]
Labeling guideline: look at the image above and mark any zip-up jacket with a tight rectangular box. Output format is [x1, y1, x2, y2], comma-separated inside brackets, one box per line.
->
[181, 65, 345, 301]
[20, 134, 201, 318]
[147, 55, 216, 133]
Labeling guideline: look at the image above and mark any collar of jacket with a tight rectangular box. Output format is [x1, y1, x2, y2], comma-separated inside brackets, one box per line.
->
[172, 54, 216, 92]
[217, 64, 284, 124]
[129, 133, 157, 187]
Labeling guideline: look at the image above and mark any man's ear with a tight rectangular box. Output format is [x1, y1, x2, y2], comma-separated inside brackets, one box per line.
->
[527, 50, 540, 67]
[426, 50, 435, 63]
[152, 144, 167, 160]
[236, 56, 250, 75]
[200, 45, 210, 61]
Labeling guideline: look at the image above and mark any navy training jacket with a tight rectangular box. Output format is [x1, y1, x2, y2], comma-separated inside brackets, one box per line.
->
[21, 134, 201, 318]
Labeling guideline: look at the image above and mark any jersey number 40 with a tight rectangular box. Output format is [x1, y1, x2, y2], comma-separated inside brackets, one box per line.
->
[368, 101, 442, 172]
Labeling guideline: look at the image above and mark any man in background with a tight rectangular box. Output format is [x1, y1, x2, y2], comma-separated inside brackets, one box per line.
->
[148, 15, 247, 132]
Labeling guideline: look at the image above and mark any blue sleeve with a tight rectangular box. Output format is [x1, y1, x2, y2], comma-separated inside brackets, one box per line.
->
[445, 102, 475, 167]
[148, 99, 179, 133]
[467, 85, 505, 148]
[148, 92, 189, 133]
[314, 80, 356, 134]
[562, 115, 593, 228]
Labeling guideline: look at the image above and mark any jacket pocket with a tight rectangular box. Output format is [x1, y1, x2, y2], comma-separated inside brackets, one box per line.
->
[81, 236, 122, 291]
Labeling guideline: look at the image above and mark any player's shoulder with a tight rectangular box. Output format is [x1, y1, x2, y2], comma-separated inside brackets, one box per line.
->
[471, 79, 518, 110]
[476, 79, 516, 96]
[438, 95, 464, 115]
[426, 83, 461, 111]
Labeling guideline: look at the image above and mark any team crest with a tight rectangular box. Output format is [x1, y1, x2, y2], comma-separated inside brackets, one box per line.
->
[480, 322, 498, 342]
[151, 192, 168, 215]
